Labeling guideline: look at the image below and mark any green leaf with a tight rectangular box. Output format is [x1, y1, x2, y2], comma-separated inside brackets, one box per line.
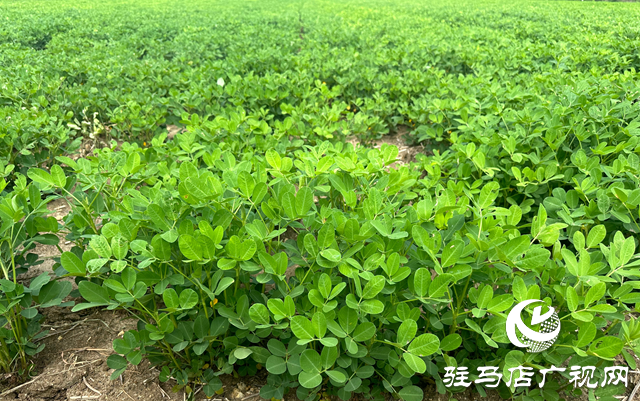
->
[362, 276, 385, 299]
[50, 165, 66, 188]
[111, 235, 129, 260]
[321, 345, 338, 369]
[29, 273, 50, 293]
[371, 220, 391, 237]
[61, 252, 86, 276]
[572, 311, 594, 322]
[267, 339, 286, 357]
[147, 204, 172, 231]
[107, 354, 128, 370]
[338, 307, 358, 334]
[414, 268, 430, 298]
[589, 336, 625, 358]
[320, 337, 339, 347]
[584, 282, 606, 308]
[282, 192, 297, 219]
[237, 171, 256, 198]
[576, 322, 596, 347]
[566, 286, 579, 312]
[163, 288, 179, 309]
[504, 236, 529, 261]
[160, 229, 179, 243]
[440, 334, 462, 351]
[411, 225, 430, 249]
[217, 258, 236, 270]
[428, 273, 453, 298]
[586, 225, 606, 248]
[308, 290, 324, 308]
[104, 279, 127, 293]
[588, 304, 617, 314]
[478, 182, 499, 208]
[28, 168, 56, 188]
[620, 236, 635, 266]
[316, 156, 334, 173]
[226, 236, 257, 261]
[249, 303, 270, 325]
[345, 377, 362, 392]
[620, 293, 640, 304]
[267, 299, 287, 318]
[71, 302, 110, 312]
[39, 281, 72, 305]
[317, 225, 335, 249]
[397, 319, 417, 346]
[398, 386, 423, 401]
[90, 235, 112, 259]
[352, 322, 376, 342]
[296, 187, 314, 216]
[258, 251, 277, 275]
[325, 370, 346, 383]
[252, 182, 268, 203]
[512, 276, 527, 303]
[234, 348, 253, 359]
[300, 349, 322, 373]
[107, 256, 125, 271]
[78, 281, 110, 304]
[179, 235, 203, 261]
[329, 282, 346, 300]
[441, 239, 464, 268]
[194, 314, 209, 339]
[360, 299, 384, 314]
[318, 274, 331, 299]
[408, 334, 439, 357]
[291, 316, 314, 339]
[487, 294, 513, 313]
[312, 312, 327, 338]
[266, 355, 287, 374]
[215, 277, 234, 295]
[402, 353, 426, 374]
[21, 308, 37, 319]
[266, 149, 282, 170]
[517, 248, 550, 270]
[298, 372, 322, 389]
[179, 289, 198, 309]
[320, 249, 341, 262]
[477, 285, 493, 309]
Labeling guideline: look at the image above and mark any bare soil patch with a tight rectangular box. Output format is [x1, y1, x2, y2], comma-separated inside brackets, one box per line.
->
[347, 127, 426, 167]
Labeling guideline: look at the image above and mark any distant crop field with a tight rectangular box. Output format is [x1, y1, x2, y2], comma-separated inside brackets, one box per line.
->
[2, 0, 640, 175]
[1, 1, 640, 400]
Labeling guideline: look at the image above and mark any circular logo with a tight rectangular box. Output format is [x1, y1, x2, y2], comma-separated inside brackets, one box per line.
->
[506, 299, 560, 353]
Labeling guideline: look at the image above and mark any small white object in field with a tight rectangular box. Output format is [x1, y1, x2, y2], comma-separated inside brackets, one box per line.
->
[217, 78, 225, 87]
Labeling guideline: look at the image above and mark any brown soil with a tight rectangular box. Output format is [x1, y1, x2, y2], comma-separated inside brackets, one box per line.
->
[166, 125, 185, 140]
[346, 127, 426, 167]
[65, 124, 183, 163]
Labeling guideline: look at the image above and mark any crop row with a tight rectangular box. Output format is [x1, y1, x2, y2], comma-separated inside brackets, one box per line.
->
[2, 0, 640, 400]
[2, 0, 640, 176]
[0, 123, 636, 399]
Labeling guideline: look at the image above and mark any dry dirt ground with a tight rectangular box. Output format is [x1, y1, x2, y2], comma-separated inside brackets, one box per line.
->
[1, 131, 635, 401]
[346, 127, 426, 167]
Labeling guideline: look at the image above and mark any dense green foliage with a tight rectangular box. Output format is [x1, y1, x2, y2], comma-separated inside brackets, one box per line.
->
[2, 0, 640, 173]
[2, 0, 640, 399]
[23, 126, 640, 401]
